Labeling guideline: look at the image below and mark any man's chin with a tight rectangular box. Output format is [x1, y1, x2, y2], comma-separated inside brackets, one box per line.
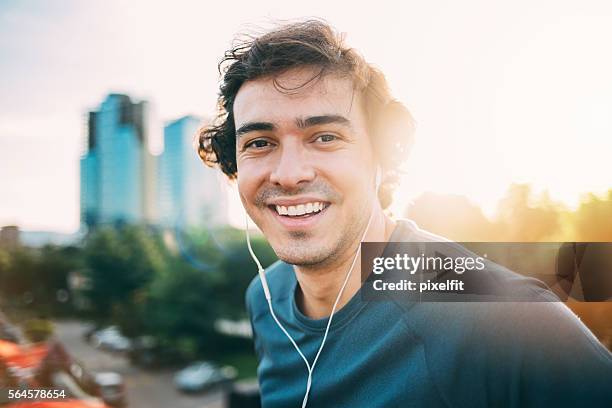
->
[273, 243, 333, 267]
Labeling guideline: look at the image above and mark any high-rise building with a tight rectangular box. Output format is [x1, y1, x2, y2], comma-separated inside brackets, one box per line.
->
[158, 115, 229, 229]
[80, 94, 155, 229]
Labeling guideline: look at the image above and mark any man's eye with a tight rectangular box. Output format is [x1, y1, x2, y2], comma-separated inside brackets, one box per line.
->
[245, 139, 271, 149]
[316, 134, 338, 143]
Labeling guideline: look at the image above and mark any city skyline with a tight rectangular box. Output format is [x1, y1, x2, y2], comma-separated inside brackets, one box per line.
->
[80, 94, 155, 228]
[158, 115, 230, 229]
[80, 93, 230, 231]
[2, 1, 612, 232]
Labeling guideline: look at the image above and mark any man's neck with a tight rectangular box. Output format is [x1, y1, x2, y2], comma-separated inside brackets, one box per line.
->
[294, 211, 396, 319]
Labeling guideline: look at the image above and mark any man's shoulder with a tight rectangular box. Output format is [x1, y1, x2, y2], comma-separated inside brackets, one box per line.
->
[393, 218, 555, 301]
[245, 260, 294, 315]
[394, 221, 611, 367]
[391, 218, 449, 243]
[388, 221, 576, 344]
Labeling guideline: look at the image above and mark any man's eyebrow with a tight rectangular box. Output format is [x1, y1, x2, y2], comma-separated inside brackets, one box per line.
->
[235, 115, 350, 137]
[296, 115, 351, 129]
[235, 122, 276, 137]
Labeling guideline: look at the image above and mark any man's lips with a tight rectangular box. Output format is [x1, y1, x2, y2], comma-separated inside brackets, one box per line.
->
[265, 199, 331, 230]
[266, 196, 330, 215]
[268, 201, 329, 217]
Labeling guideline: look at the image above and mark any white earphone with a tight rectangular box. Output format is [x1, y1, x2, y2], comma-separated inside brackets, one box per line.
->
[243, 164, 380, 407]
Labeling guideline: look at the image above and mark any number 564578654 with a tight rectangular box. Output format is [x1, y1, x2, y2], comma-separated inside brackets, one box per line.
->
[8, 389, 66, 400]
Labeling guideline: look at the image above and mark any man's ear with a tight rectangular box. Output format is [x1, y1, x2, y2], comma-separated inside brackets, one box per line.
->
[369, 100, 415, 210]
[372, 100, 415, 172]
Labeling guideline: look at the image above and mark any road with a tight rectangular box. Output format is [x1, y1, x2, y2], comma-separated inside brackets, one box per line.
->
[52, 320, 226, 408]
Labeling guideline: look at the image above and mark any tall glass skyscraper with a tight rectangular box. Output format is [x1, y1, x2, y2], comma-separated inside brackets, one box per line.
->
[158, 115, 228, 229]
[80, 94, 155, 228]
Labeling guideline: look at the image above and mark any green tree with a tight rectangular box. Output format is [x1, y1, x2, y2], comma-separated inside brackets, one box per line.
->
[142, 227, 276, 358]
[404, 192, 495, 241]
[82, 225, 165, 332]
[0, 245, 81, 315]
[572, 190, 612, 241]
[494, 184, 562, 241]
[215, 236, 277, 318]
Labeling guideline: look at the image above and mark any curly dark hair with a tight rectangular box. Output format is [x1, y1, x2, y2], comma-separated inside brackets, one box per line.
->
[198, 19, 415, 209]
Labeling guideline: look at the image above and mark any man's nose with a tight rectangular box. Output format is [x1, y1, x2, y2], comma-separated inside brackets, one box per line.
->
[269, 142, 316, 189]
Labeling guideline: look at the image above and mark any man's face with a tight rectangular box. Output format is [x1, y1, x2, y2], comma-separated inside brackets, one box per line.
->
[234, 67, 378, 267]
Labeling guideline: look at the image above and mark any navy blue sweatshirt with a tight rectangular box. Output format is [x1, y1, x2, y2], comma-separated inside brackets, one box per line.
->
[246, 219, 612, 407]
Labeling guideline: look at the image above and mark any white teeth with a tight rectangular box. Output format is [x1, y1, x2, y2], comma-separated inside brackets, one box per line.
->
[274, 201, 327, 216]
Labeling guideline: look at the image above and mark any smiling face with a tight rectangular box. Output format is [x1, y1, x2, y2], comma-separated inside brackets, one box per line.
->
[234, 67, 379, 267]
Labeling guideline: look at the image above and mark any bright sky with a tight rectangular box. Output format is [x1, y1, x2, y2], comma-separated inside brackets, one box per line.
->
[1, 0, 611, 232]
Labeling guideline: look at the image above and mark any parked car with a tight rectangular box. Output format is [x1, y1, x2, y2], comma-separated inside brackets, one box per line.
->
[174, 361, 237, 393]
[94, 372, 127, 408]
[90, 327, 131, 352]
[63, 359, 126, 407]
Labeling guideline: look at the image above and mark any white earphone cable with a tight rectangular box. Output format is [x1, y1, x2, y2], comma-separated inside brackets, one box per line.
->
[245, 221, 312, 371]
[245, 206, 375, 408]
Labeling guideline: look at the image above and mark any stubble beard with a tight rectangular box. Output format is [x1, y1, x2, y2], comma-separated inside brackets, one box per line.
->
[272, 205, 369, 270]
[249, 181, 372, 270]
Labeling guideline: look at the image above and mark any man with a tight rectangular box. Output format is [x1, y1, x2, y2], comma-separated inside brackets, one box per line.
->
[199, 20, 612, 407]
